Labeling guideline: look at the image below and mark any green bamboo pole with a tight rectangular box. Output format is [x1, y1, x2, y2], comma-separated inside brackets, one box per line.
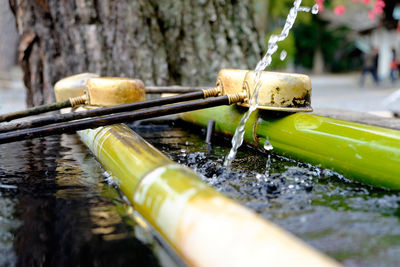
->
[78, 123, 338, 267]
[181, 105, 400, 190]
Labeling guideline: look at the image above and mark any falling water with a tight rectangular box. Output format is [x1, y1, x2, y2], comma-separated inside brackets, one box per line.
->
[223, 82, 262, 167]
[224, 0, 319, 167]
[263, 139, 274, 178]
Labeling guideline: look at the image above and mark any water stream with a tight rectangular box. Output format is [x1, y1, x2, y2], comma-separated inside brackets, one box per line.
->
[224, 0, 319, 167]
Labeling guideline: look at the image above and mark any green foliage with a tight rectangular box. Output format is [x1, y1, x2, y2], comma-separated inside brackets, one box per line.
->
[293, 17, 361, 72]
[292, 19, 319, 69]
[258, 0, 361, 72]
[321, 26, 362, 72]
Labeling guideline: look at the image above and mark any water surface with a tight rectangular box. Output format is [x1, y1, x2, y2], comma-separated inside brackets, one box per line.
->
[133, 120, 400, 267]
[2, 120, 400, 267]
[0, 134, 161, 267]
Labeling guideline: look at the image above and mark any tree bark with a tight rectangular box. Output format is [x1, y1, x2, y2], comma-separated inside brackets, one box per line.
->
[0, 2, 18, 72]
[9, 0, 263, 107]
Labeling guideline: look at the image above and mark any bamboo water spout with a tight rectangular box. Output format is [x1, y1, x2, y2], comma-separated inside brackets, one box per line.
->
[181, 105, 400, 190]
[216, 69, 312, 112]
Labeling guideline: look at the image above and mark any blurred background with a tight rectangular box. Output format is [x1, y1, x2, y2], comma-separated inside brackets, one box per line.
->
[0, 2, 24, 114]
[0, 0, 399, 113]
[253, 0, 399, 76]
[2, 1, 399, 75]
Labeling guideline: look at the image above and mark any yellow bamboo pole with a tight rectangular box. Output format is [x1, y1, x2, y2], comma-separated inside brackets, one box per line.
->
[77, 124, 339, 267]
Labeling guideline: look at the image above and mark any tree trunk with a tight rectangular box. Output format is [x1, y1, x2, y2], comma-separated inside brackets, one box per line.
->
[9, 0, 263, 107]
[0, 2, 18, 72]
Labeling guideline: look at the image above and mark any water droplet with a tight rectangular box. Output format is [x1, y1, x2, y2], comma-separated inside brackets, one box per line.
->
[264, 140, 273, 151]
[280, 50, 287, 61]
[311, 4, 319, 14]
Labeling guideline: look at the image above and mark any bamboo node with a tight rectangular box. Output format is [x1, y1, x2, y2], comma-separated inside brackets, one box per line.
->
[202, 87, 220, 98]
[69, 95, 87, 107]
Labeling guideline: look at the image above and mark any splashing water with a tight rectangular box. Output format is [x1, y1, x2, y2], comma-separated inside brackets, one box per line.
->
[264, 139, 273, 178]
[224, 0, 318, 167]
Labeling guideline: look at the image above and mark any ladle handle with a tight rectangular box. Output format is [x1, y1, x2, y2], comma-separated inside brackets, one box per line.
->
[0, 99, 71, 122]
[0, 95, 237, 145]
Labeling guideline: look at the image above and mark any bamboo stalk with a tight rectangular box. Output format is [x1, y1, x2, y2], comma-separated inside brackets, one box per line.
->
[78, 124, 339, 267]
[181, 105, 400, 190]
[0, 90, 209, 133]
[0, 95, 235, 145]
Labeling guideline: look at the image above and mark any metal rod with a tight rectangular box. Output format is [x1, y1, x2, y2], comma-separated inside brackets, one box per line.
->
[145, 86, 210, 94]
[0, 95, 235, 145]
[0, 99, 72, 122]
[205, 120, 215, 145]
[205, 119, 215, 155]
[0, 90, 209, 133]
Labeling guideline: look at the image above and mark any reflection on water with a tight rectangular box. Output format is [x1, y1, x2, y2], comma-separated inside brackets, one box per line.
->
[0, 197, 20, 267]
[0, 134, 160, 267]
[133, 120, 400, 267]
